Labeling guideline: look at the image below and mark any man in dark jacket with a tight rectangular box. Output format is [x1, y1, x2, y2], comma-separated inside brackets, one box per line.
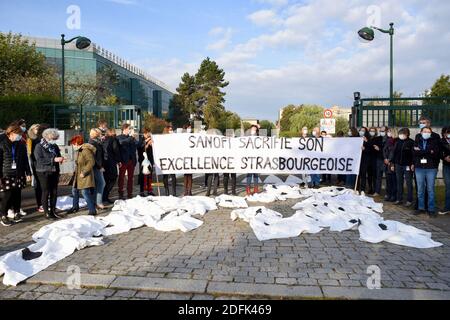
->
[103, 128, 121, 203]
[117, 124, 138, 200]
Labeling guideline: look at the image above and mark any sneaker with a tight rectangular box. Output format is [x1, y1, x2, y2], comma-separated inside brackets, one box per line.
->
[1, 216, 14, 227]
[12, 213, 23, 223]
[373, 193, 380, 197]
[19, 209, 27, 217]
[38, 206, 44, 213]
[439, 211, 450, 216]
[53, 211, 66, 219]
[405, 202, 413, 207]
[7, 209, 14, 220]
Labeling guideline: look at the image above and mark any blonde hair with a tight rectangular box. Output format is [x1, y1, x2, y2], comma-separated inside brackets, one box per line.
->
[28, 124, 40, 140]
[90, 128, 101, 139]
[389, 128, 398, 139]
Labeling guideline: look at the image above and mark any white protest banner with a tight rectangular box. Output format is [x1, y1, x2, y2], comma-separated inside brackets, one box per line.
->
[152, 134, 363, 175]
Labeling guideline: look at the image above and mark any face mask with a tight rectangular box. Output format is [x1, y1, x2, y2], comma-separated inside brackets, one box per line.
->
[21, 127, 26, 133]
[379, 132, 386, 137]
[73, 146, 81, 151]
[312, 132, 318, 137]
[251, 131, 257, 135]
[387, 132, 392, 138]
[47, 140, 57, 145]
[419, 124, 427, 129]
[369, 132, 376, 137]
[14, 135, 22, 142]
[399, 134, 407, 141]
[447, 134, 450, 139]
[186, 128, 192, 133]
[359, 131, 365, 137]
[422, 133, 431, 140]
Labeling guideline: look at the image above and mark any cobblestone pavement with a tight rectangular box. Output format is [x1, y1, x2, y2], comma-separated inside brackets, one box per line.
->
[1, 183, 449, 300]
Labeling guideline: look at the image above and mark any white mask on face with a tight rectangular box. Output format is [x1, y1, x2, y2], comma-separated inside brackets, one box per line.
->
[359, 131, 365, 137]
[47, 140, 57, 145]
[369, 132, 376, 137]
[14, 134, 22, 142]
[73, 145, 81, 151]
[186, 128, 192, 133]
[380, 132, 386, 137]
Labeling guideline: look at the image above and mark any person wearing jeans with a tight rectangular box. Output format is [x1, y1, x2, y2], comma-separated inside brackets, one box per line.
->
[89, 129, 106, 210]
[67, 135, 97, 216]
[413, 127, 440, 217]
[441, 127, 450, 214]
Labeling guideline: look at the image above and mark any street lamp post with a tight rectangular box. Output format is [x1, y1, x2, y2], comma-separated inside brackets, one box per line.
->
[60, 34, 91, 131]
[358, 23, 395, 125]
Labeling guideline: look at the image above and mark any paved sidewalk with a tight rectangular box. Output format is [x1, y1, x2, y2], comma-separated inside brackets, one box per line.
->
[1, 183, 449, 300]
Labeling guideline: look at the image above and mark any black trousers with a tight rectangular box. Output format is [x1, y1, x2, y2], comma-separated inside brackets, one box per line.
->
[206, 174, 219, 196]
[163, 174, 177, 196]
[32, 166, 42, 207]
[223, 173, 237, 195]
[37, 172, 59, 214]
[103, 173, 118, 201]
[0, 188, 22, 217]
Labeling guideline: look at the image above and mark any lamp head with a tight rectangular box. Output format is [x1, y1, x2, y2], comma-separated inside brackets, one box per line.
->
[75, 37, 91, 50]
[358, 27, 375, 42]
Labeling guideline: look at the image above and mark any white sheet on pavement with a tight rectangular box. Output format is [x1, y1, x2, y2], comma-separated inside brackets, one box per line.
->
[56, 196, 87, 211]
[215, 195, 248, 208]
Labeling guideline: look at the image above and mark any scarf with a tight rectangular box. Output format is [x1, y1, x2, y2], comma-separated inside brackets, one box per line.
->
[40, 138, 58, 157]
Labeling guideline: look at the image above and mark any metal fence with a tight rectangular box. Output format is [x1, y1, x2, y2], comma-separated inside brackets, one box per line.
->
[355, 97, 450, 128]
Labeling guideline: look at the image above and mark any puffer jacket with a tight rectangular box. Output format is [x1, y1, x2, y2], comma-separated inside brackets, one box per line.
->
[34, 141, 62, 173]
[73, 143, 96, 190]
[0, 134, 31, 178]
[88, 138, 104, 170]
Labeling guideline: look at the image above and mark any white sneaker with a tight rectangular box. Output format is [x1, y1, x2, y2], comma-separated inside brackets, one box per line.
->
[7, 209, 14, 220]
[439, 211, 450, 216]
[19, 209, 27, 217]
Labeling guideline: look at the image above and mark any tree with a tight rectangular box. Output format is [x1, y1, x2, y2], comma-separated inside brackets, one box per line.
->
[259, 120, 276, 136]
[279, 105, 300, 132]
[143, 113, 170, 134]
[335, 117, 349, 136]
[0, 32, 59, 98]
[169, 73, 196, 128]
[289, 105, 324, 133]
[426, 74, 450, 101]
[194, 58, 229, 128]
[218, 111, 241, 132]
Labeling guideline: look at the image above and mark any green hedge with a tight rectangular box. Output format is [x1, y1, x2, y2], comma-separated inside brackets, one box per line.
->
[0, 95, 59, 128]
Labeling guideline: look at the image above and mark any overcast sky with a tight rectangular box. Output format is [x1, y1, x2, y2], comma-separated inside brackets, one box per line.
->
[1, 0, 449, 121]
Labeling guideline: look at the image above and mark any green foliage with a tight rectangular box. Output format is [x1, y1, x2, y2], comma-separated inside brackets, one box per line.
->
[218, 111, 242, 131]
[279, 105, 300, 132]
[288, 105, 324, 133]
[0, 95, 58, 128]
[426, 74, 450, 100]
[259, 120, 276, 135]
[0, 32, 59, 98]
[335, 117, 349, 135]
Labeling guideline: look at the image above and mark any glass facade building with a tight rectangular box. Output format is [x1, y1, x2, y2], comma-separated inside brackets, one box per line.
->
[24, 36, 173, 118]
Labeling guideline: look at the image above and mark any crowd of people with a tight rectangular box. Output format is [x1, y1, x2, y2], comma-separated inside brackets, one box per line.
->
[0, 117, 449, 227]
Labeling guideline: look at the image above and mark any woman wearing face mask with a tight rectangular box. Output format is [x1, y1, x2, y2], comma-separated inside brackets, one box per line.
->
[0, 124, 32, 226]
[389, 128, 415, 207]
[371, 127, 386, 197]
[358, 127, 370, 194]
[345, 127, 360, 189]
[28, 123, 48, 213]
[365, 127, 380, 195]
[246, 125, 260, 195]
[382, 128, 397, 202]
[34, 129, 65, 220]
[413, 127, 440, 217]
[67, 135, 97, 216]
[89, 129, 106, 210]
